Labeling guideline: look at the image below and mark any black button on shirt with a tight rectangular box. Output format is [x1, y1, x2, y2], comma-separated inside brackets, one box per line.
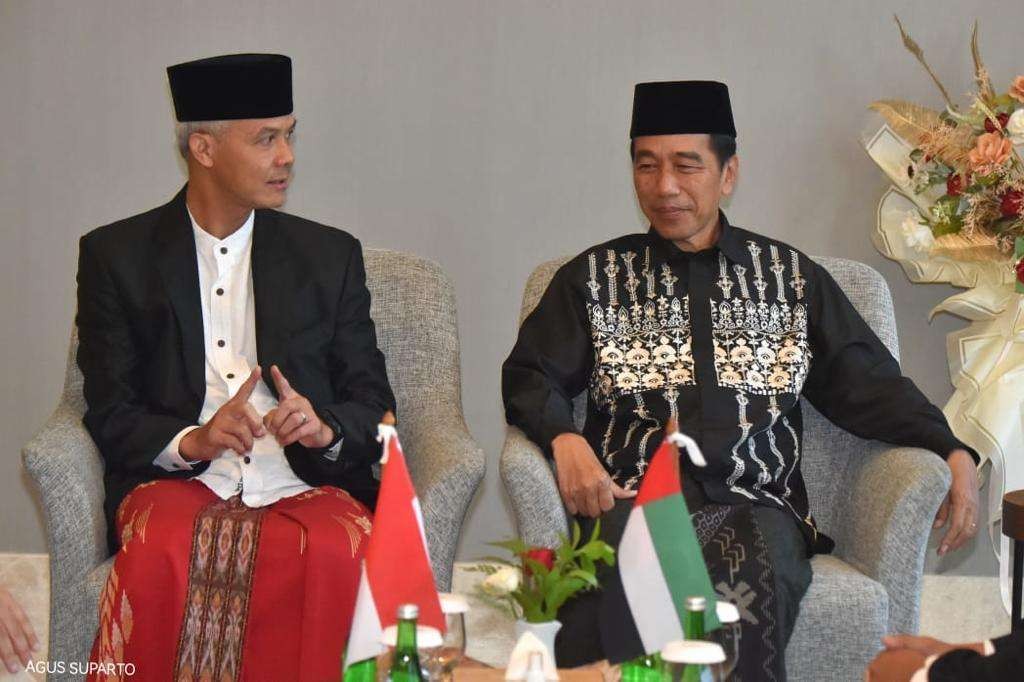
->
[501, 213, 974, 553]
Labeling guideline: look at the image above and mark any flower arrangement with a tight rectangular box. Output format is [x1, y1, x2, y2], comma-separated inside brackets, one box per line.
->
[863, 17, 1024, 617]
[868, 17, 1024, 289]
[469, 522, 615, 624]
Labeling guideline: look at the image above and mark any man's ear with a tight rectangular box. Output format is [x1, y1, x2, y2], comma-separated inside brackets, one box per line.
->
[188, 132, 217, 169]
[721, 154, 739, 198]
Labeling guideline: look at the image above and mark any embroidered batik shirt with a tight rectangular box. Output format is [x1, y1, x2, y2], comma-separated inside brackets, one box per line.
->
[502, 214, 972, 552]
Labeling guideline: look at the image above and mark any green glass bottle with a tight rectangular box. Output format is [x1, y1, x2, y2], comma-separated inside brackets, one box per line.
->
[683, 596, 706, 640]
[682, 597, 709, 682]
[620, 652, 664, 682]
[342, 656, 377, 682]
[387, 603, 422, 682]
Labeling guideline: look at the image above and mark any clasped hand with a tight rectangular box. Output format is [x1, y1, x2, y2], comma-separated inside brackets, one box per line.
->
[179, 365, 332, 461]
[551, 433, 637, 517]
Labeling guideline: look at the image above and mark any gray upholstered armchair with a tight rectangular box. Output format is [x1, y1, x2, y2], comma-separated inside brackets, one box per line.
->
[23, 248, 485, 675]
[499, 256, 950, 682]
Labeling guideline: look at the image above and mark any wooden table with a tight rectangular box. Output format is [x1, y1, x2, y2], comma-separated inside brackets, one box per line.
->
[453, 657, 607, 682]
[1002, 490, 1024, 632]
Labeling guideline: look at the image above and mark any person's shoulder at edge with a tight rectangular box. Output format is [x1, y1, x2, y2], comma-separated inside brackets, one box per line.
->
[79, 196, 172, 253]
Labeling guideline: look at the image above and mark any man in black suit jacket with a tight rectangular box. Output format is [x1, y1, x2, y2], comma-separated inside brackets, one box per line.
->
[77, 54, 395, 680]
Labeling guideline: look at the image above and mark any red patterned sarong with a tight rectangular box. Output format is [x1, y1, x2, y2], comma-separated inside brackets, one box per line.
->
[88, 480, 371, 681]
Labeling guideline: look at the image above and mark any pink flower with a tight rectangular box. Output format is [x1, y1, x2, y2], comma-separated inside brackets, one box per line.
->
[968, 132, 1013, 175]
[1016, 258, 1024, 286]
[1010, 76, 1024, 104]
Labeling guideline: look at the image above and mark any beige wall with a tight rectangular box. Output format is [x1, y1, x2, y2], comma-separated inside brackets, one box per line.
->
[1, 0, 1015, 576]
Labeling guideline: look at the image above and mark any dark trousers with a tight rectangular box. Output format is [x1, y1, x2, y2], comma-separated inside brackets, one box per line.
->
[555, 487, 812, 681]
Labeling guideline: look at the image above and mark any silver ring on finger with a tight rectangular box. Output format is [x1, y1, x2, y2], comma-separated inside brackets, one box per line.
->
[299, 412, 309, 424]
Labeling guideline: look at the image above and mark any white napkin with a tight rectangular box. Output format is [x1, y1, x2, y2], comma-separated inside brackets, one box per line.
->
[504, 631, 558, 681]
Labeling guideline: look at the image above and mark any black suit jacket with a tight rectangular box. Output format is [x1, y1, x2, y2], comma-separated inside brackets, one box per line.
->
[76, 187, 396, 553]
[928, 630, 1024, 680]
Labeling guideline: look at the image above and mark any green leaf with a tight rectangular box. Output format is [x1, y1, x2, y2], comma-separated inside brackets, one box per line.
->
[932, 217, 963, 236]
[488, 538, 529, 555]
[545, 578, 589, 617]
[566, 568, 600, 589]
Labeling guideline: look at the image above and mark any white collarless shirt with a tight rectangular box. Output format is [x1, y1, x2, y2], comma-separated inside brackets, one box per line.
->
[153, 208, 312, 506]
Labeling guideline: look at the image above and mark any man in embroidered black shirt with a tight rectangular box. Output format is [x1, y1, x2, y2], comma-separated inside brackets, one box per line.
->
[501, 81, 979, 678]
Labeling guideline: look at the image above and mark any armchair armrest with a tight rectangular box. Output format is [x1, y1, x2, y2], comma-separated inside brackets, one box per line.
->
[401, 409, 486, 590]
[833, 446, 951, 634]
[21, 402, 108, 662]
[498, 426, 569, 549]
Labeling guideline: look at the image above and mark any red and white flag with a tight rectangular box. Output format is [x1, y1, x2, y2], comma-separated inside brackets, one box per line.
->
[344, 426, 445, 667]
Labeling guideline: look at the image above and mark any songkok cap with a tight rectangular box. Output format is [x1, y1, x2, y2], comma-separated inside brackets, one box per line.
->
[630, 80, 736, 138]
[167, 53, 292, 122]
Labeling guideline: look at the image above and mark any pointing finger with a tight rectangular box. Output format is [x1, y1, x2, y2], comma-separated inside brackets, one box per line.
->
[232, 366, 262, 404]
[271, 365, 296, 398]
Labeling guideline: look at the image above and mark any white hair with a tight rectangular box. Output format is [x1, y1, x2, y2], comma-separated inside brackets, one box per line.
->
[175, 120, 229, 159]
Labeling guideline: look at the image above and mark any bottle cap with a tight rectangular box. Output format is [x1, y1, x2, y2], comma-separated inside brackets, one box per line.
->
[397, 603, 419, 620]
[716, 601, 740, 623]
[685, 596, 707, 611]
[661, 640, 725, 665]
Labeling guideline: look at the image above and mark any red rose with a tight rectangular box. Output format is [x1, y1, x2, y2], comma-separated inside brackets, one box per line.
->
[984, 112, 1011, 133]
[1016, 258, 1024, 285]
[523, 548, 556, 574]
[1001, 190, 1024, 217]
[946, 172, 967, 196]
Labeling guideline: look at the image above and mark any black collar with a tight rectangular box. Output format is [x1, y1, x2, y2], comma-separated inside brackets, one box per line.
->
[646, 211, 747, 263]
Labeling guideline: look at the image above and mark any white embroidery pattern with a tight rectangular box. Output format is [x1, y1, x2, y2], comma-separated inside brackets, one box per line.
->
[726, 393, 757, 499]
[764, 396, 787, 483]
[769, 245, 786, 303]
[604, 250, 620, 306]
[623, 251, 640, 307]
[642, 247, 656, 300]
[589, 295, 696, 405]
[789, 250, 806, 300]
[587, 253, 600, 301]
[733, 264, 750, 299]
[659, 264, 678, 297]
[779, 413, 802, 499]
[747, 241, 768, 301]
[710, 298, 811, 396]
[716, 252, 734, 298]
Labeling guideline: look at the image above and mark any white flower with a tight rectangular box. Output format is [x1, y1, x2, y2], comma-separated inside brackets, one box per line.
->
[1007, 108, 1024, 146]
[900, 212, 935, 253]
[481, 566, 520, 596]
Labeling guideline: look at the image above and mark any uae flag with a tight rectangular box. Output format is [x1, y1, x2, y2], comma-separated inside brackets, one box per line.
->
[344, 427, 445, 668]
[600, 435, 720, 662]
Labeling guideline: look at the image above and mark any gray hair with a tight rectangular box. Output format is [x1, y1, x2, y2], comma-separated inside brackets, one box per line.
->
[175, 120, 229, 159]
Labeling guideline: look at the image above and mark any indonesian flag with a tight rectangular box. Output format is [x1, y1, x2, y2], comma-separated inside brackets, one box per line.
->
[343, 426, 445, 667]
[600, 433, 720, 662]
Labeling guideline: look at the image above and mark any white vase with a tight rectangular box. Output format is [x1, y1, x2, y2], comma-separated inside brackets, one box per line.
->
[514, 619, 562, 656]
